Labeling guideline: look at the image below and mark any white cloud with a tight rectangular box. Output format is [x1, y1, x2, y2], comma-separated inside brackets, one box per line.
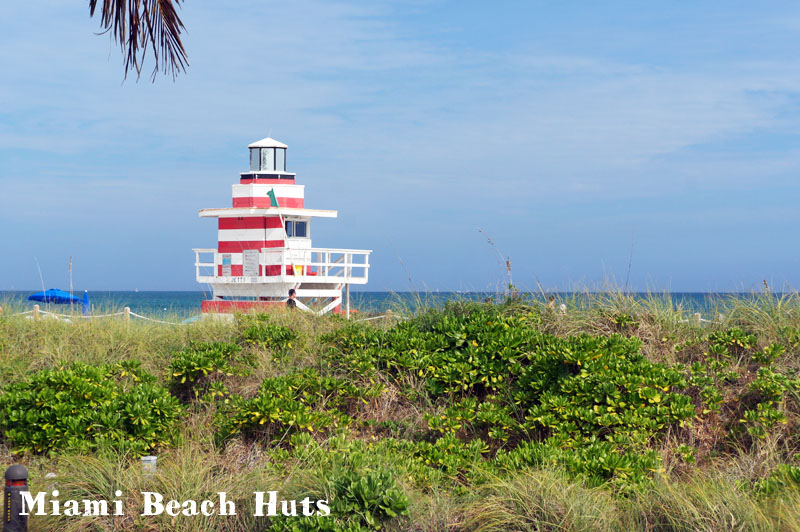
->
[2, 0, 800, 289]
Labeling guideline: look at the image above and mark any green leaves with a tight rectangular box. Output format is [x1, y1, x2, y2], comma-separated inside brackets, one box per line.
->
[329, 469, 410, 529]
[754, 464, 800, 495]
[325, 303, 697, 486]
[242, 320, 298, 351]
[0, 362, 182, 456]
[169, 341, 248, 402]
[681, 328, 798, 444]
[217, 369, 382, 444]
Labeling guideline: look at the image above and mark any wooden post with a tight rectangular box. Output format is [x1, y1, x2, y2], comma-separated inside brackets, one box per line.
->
[385, 310, 392, 326]
[33, 305, 40, 321]
[345, 284, 350, 320]
[694, 312, 702, 325]
[124, 307, 131, 324]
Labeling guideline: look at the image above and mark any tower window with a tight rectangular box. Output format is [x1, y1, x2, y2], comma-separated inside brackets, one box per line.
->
[261, 148, 275, 171]
[285, 220, 308, 238]
[249, 149, 260, 171]
[276, 148, 286, 171]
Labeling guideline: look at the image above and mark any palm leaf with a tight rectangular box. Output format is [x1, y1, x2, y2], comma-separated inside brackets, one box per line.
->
[89, 0, 188, 81]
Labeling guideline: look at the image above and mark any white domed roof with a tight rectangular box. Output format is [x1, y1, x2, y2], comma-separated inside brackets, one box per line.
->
[248, 137, 288, 149]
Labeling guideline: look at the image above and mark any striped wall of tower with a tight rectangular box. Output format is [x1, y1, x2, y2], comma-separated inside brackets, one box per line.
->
[231, 184, 305, 208]
[216, 216, 287, 277]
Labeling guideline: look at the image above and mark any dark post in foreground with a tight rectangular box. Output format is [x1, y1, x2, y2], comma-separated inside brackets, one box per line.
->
[4, 465, 28, 532]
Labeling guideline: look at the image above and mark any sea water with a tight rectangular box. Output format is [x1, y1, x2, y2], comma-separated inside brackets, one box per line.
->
[0, 290, 779, 320]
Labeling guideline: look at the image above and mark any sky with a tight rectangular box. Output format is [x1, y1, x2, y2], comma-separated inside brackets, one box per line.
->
[1, 1, 799, 292]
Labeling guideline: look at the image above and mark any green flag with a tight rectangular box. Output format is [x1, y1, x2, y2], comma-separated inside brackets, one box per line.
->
[267, 188, 278, 208]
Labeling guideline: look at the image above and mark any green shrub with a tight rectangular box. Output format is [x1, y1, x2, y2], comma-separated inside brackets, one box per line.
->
[329, 468, 410, 529]
[267, 468, 408, 531]
[676, 327, 758, 364]
[754, 464, 800, 495]
[241, 318, 298, 351]
[217, 369, 382, 444]
[169, 341, 249, 402]
[325, 303, 696, 485]
[753, 343, 786, 365]
[0, 362, 182, 455]
[269, 516, 371, 532]
[678, 327, 800, 448]
[493, 438, 663, 487]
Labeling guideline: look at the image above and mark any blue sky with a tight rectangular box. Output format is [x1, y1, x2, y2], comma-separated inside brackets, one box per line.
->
[1, 1, 799, 292]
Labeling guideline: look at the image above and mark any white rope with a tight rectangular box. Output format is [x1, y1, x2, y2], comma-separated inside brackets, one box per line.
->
[128, 312, 186, 325]
[9, 308, 189, 325]
[11, 306, 407, 325]
[38, 310, 125, 318]
[354, 314, 409, 322]
[678, 317, 721, 324]
[354, 315, 386, 322]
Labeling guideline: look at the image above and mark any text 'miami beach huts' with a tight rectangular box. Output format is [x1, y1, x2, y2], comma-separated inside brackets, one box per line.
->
[193, 137, 371, 316]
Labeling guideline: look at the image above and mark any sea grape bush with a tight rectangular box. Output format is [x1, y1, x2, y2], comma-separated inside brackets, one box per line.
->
[752, 343, 786, 365]
[677, 327, 757, 363]
[218, 369, 383, 443]
[678, 328, 799, 443]
[739, 367, 798, 439]
[325, 306, 543, 395]
[493, 438, 663, 487]
[169, 341, 250, 402]
[0, 362, 182, 455]
[602, 311, 638, 332]
[427, 396, 518, 442]
[324, 303, 696, 484]
[518, 334, 693, 447]
[754, 464, 800, 495]
[240, 315, 298, 352]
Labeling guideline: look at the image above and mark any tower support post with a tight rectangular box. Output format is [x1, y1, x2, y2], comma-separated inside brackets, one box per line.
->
[345, 284, 350, 320]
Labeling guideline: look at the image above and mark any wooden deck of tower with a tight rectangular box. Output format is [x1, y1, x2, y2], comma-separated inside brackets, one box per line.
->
[193, 137, 371, 316]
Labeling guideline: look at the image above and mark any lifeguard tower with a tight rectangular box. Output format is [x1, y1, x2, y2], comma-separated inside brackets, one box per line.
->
[193, 137, 371, 315]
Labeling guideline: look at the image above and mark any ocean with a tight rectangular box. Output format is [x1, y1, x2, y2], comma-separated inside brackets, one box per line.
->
[0, 290, 781, 320]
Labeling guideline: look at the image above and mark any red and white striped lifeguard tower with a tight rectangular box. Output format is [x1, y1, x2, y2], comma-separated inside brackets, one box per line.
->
[193, 137, 371, 315]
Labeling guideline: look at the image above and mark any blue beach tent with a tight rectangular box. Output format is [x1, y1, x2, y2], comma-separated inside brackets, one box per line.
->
[28, 289, 90, 315]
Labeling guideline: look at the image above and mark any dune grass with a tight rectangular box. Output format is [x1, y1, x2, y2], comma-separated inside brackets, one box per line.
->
[0, 292, 799, 531]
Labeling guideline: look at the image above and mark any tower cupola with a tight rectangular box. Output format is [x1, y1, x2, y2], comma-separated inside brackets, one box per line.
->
[248, 137, 288, 172]
[241, 137, 294, 182]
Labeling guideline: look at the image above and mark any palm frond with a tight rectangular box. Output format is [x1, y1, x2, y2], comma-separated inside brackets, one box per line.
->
[89, 0, 188, 81]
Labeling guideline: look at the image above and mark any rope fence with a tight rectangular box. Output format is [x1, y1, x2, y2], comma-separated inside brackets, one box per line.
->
[2, 304, 725, 327]
[2, 305, 190, 325]
[41, 310, 126, 318]
[354, 315, 388, 322]
[8, 303, 723, 327]
[354, 312, 409, 323]
[678, 312, 724, 325]
[128, 311, 189, 325]
[3, 304, 405, 325]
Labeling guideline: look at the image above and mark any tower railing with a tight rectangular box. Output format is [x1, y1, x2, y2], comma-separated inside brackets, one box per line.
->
[193, 248, 371, 284]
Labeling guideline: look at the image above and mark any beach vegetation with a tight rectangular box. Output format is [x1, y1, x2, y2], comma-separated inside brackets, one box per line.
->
[0, 362, 182, 456]
[1, 291, 799, 530]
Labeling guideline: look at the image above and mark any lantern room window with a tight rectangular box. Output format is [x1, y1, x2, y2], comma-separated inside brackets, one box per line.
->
[276, 148, 286, 171]
[250, 148, 260, 171]
[250, 147, 287, 172]
[261, 148, 275, 171]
